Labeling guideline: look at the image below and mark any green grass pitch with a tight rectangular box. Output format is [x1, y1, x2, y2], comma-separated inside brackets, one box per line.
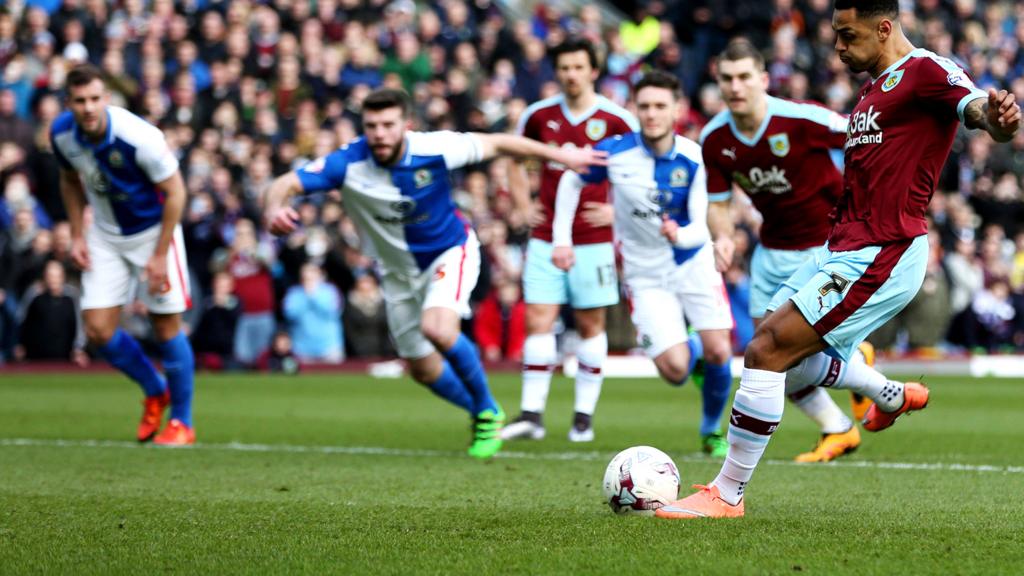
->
[1, 372, 1023, 575]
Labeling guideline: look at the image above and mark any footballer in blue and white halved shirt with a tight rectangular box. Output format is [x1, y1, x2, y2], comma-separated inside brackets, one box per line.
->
[52, 65, 195, 445]
[264, 88, 606, 459]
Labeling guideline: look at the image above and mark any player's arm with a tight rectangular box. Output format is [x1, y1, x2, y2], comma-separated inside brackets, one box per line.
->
[265, 150, 349, 236]
[59, 168, 91, 270]
[474, 133, 608, 174]
[146, 171, 186, 295]
[660, 163, 711, 249]
[550, 170, 588, 271]
[963, 89, 1021, 143]
[699, 140, 737, 273]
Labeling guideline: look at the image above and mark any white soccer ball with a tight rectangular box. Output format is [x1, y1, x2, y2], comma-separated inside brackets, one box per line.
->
[602, 446, 681, 516]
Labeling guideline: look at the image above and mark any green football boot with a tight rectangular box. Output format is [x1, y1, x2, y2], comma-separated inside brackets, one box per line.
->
[468, 407, 505, 459]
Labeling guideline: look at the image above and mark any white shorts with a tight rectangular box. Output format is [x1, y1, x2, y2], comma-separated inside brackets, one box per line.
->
[627, 244, 733, 358]
[81, 224, 191, 314]
[381, 231, 481, 359]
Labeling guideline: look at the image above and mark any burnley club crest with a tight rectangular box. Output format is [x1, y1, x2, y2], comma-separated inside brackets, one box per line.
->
[586, 118, 607, 140]
[768, 133, 790, 158]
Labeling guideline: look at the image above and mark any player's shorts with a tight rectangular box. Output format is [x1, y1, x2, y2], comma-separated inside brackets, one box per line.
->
[81, 224, 191, 314]
[380, 230, 481, 359]
[522, 239, 618, 309]
[767, 234, 928, 362]
[627, 244, 733, 358]
[749, 244, 822, 319]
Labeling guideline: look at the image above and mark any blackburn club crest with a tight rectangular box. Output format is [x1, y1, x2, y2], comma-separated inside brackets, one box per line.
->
[881, 69, 904, 92]
[585, 118, 607, 140]
[413, 168, 433, 188]
[768, 133, 790, 157]
[108, 149, 124, 168]
[670, 167, 689, 188]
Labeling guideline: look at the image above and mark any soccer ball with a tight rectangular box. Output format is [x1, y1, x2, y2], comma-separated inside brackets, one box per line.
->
[602, 446, 681, 515]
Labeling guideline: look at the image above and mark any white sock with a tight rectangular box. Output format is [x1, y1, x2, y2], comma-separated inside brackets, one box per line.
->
[573, 333, 607, 416]
[807, 350, 905, 412]
[714, 368, 785, 506]
[521, 333, 557, 414]
[786, 358, 853, 434]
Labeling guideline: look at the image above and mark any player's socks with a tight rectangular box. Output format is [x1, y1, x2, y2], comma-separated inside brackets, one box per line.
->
[573, 333, 606, 418]
[99, 328, 166, 397]
[713, 368, 785, 506]
[425, 360, 474, 413]
[787, 386, 852, 434]
[699, 360, 732, 437]
[521, 333, 557, 413]
[793, 351, 905, 413]
[443, 334, 499, 414]
[687, 331, 703, 376]
[157, 331, 195, 427]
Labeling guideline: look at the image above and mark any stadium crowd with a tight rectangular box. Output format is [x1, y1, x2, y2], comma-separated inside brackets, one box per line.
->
[2, 0, 1024, 367]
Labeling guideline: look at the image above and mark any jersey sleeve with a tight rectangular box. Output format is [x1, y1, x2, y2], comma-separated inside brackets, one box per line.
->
[431, 131, 485, 170]
[135, 128, 179, 183]
[295, 148, 349, 193]
[516, 105, 539, 138]
[915, 56, 988, 122]
[798, 103, 849, 150]
[700, 136, 732, 202]
[578, 137, 615, 184]
[49, 131, 72, 170]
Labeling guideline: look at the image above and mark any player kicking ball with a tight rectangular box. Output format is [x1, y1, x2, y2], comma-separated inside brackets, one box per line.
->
[551, 71, 735, 458]
[701, 39, 902, 463]
[53, 65, 196, 445]
[658, 0, 1020, 519]
[263, 88, 607, 459]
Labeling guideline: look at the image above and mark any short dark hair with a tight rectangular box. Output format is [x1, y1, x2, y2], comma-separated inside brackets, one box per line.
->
[66, 64, 104, 88]
[718, 39, 765, 71]
[634, 70, 682, 100]
[833, 0, 899, 19]
[362, 88, 411, 117]
[549, 37, 599, 70]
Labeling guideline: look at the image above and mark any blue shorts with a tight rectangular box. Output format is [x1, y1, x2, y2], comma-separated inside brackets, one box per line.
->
[767, 235, 928, 361]
[523, 239, 619, 309]
[749, 244, 822, 319]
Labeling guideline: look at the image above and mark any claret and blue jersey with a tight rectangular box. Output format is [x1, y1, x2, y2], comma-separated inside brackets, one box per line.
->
[580, 132, 708, 277]
[50, 106, 180, 237]
[294, 131, 484, 275]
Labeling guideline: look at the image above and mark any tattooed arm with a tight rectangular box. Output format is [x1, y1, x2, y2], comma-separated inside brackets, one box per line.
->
[963, 89, 1022, 143]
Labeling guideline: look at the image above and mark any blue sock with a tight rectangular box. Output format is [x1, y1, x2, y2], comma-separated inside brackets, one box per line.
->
[443, 334, 499, 414]
[687, 331, 703, 375]
[425, 360, 474, 413]
[99, 329, 166, 397]
[700, 360, 733, 436]
[157, 331, 195, 427]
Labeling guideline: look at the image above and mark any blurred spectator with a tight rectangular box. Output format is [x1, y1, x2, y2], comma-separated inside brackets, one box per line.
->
[15, 260, 85, 362]
[282, 263, 344, 363]
[343, 271, 393, 358]
[191, 271, 241, 370]
[213, 218, 275, 366]
[474, 278, 526, 362]
[258, 330, 300, 374]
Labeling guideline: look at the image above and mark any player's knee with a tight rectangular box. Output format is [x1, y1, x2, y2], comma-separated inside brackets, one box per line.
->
[573, 309, 606, 339]
[408, 355, 441, 384]
[703, 338, 733, 366]
[654, 354, 688, 384]
[84, 321, 115, 347]
[420, 320, 456, 350]
[525, 304, 558, 335]
[743, 327, 780, 371]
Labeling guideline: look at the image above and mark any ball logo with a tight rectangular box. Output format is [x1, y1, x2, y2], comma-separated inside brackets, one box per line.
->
[413, 168, 433, 188]
[669, 167, 689, 187]
[390, 198, 417, 214]
[768, 133, 790, 157]
[585, 118, 607, 140]
[648, 189, 673, 209]
[89, 170, 111, 195]
[881, 69, 904, 92]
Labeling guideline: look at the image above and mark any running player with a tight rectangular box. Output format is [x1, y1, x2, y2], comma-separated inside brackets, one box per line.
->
[551, 71, 735, 457]
[701, 39, 898, 462]
[502, 37, 638, 443]
[263, 88, 607, 459]
[658, 0, 1020, 519]
[53, 65, 196, 445]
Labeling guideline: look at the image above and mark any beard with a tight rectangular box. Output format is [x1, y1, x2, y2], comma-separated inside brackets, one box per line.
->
[371, 141, 403, 166]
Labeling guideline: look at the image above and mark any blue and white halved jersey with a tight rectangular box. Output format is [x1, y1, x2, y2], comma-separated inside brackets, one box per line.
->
[575, 133, 708, 280]
[295, 131, 484, 274]
[51, 106, 179, 237]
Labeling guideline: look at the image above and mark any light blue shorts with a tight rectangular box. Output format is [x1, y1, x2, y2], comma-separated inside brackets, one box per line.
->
[767, 235, 928, 361]
[749, 244, 822, 319]
[523, 239, 619, 309]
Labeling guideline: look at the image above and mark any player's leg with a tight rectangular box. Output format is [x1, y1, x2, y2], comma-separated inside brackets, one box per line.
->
[565, 241, 618, 442]
[81, 231, 168, 441]
[504, 238, 568, 440]
[142, 227, 196, 445]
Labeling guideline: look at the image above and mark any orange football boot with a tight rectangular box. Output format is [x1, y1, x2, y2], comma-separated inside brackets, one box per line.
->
[153, 418, 195, 446]
[655, 484, 745, 519]
[862, 381, 930, 432]
[850, 342, 876, 421]
[794, 426, 861, 462]
[137, 390, 170, 442]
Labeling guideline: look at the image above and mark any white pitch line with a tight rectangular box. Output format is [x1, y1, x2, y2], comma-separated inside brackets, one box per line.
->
[2, 437, 1023, 475]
